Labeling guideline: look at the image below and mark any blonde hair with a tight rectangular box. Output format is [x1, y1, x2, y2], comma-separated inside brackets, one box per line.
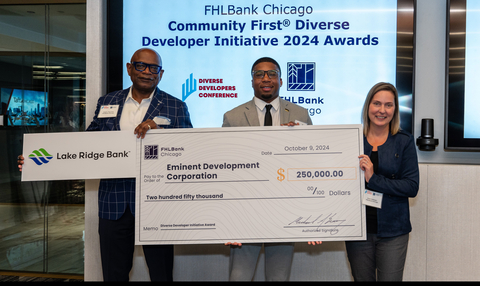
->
[361, 82, 400, 136]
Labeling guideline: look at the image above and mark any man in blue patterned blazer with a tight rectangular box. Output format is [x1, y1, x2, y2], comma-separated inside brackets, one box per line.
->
[87, 48, 192, 281]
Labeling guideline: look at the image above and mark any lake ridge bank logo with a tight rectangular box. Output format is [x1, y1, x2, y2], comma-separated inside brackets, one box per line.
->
[29, 148, 53, 165]
[29, 148, 132, 165]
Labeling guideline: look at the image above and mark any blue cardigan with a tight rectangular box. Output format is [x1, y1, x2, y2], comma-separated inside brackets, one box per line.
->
[364, 130, 419, 238]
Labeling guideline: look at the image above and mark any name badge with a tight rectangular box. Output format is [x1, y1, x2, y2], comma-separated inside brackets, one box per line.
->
[362, 189, 383, 208]
[98, 105, 119, 118]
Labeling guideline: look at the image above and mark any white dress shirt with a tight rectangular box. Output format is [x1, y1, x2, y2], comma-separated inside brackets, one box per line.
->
[119, 87, 154, 131]
[254, 96, 280, 126]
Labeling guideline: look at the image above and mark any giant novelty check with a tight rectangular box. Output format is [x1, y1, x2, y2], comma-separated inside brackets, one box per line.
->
[135, 125, 365, 245]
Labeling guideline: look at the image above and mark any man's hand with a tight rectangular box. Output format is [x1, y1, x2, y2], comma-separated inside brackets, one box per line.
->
[18, 155, 24, 171]
[308, 241, 323, 246]
[225, 242, 242, 247]
[134, 119, 157, 139]
[281, 121, 299, 127]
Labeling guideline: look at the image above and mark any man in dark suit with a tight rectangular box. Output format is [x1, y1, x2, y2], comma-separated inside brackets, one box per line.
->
[85, 48, 192, 281]
[223, 57, 312, 281]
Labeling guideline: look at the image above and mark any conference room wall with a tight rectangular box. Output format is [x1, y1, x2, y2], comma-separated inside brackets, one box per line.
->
[84, 0, 480, 281]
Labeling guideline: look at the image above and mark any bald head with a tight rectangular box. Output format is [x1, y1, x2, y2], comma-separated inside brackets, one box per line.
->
[127, 48, 164, 100]
[130, 48, 162, 67]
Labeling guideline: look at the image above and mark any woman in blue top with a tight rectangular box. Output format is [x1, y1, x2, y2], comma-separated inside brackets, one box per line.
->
[345, 82, 419, 281]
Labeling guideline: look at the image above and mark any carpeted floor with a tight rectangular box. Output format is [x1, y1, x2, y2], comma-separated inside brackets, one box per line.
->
[0, 275, 83, 282]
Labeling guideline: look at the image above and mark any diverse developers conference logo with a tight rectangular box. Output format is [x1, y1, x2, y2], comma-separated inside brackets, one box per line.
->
[182, 72, 238, 101]
[182, 73, 197, 101]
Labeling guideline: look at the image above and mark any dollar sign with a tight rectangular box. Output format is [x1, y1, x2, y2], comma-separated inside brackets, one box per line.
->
[277, 168, 285, 181]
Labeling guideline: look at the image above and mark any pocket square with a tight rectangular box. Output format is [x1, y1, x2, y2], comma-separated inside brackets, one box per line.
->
[153, 116, 171, 125]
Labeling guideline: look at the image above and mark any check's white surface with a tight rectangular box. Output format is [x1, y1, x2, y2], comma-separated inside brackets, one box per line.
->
[136, 125, 365, 244]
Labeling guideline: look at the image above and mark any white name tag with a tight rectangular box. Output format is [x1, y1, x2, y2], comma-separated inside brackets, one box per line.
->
[98, 105, 119, 118]
[363, 189, 383, 208]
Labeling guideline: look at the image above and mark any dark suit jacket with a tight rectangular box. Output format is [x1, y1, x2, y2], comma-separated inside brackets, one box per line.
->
[87, 87, 192, 220]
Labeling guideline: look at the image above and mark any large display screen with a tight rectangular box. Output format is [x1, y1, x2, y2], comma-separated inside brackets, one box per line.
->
[1, 88, 48, 126]
[446, 0, 480, 151]
[463, 1, 480, 140]
[108, 0, 414, 131]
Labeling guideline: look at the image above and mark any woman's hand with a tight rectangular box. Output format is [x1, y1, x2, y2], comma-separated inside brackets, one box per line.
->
[358, 154, 374, 183]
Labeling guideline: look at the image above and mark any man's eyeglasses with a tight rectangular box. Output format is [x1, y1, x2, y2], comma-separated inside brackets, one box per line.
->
[252, 70, 280, 79]
[130, 61, 162, 74]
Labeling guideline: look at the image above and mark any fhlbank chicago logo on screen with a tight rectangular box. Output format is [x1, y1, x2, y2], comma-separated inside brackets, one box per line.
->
[283, 62, 324, 117]
[181, 73, 237, 101]
[287, 62, 315, 91]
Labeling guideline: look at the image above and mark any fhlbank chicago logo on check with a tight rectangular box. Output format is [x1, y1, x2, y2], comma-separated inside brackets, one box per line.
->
[28, 147, 131, 166]
[144, 145, 158, 160]
[146, 145, 185, 159]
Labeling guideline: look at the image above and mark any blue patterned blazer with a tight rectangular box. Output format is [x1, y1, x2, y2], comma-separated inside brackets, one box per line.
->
[87, 87, 192, 220]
